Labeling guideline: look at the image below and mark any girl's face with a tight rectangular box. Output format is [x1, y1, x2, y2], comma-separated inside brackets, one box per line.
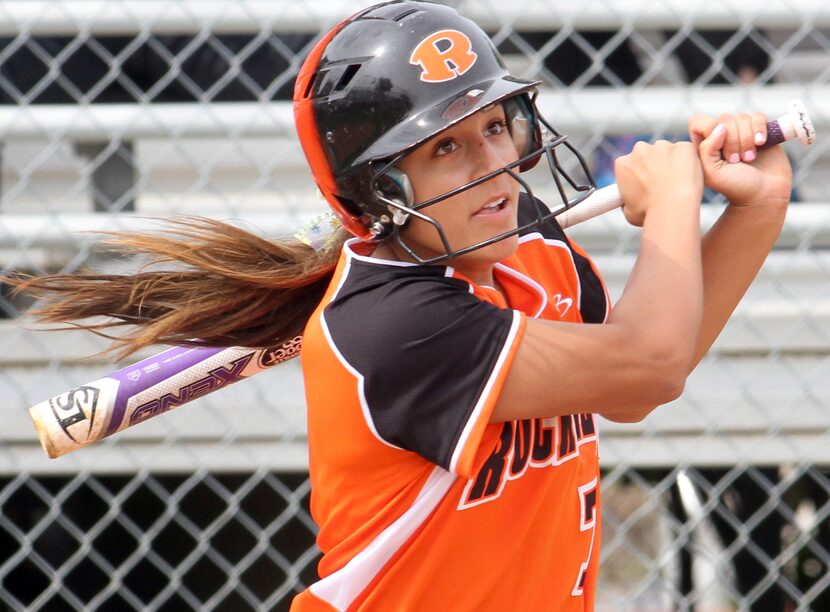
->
[394, 103, 521, 280]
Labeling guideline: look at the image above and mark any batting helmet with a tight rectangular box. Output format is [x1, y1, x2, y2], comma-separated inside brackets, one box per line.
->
[294, 0, 593, 262]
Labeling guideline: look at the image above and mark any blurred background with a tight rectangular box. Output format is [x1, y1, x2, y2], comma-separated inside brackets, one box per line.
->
[0, 1, 828, 610]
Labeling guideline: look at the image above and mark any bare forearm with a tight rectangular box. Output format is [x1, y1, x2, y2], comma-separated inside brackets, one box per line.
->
[496, 198, 704, 423]
[693, 202, 787, 365]
[613, 192, 703, 366]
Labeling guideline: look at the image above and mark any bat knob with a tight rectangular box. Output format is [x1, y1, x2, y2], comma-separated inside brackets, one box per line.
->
[788, 99, 816, 146]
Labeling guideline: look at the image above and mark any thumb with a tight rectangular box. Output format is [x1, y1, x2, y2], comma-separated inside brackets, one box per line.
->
[697, 123, 726, 168]
[688, 113, 716, 147]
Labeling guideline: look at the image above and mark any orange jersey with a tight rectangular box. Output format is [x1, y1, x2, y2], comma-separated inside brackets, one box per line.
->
[293, 195, 610, 611]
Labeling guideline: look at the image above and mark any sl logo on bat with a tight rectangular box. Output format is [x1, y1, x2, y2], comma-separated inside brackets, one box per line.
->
[48, 385, 100, 442]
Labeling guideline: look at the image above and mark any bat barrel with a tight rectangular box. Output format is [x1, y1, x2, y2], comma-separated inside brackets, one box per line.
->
[29, 339, 302, 459]
[29, 377, 122, 458]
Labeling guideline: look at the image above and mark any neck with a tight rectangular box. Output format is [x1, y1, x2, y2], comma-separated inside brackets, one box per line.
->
[454, 260, 497, 288]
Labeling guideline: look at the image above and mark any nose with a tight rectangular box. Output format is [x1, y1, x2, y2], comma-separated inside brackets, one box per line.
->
[473, 137, 510, 181]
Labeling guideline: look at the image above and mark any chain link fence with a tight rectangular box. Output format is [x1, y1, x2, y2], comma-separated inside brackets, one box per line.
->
[0, 1, 828, 609]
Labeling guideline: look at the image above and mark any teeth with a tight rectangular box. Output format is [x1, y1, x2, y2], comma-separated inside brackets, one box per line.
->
[483, 198, 505, 210]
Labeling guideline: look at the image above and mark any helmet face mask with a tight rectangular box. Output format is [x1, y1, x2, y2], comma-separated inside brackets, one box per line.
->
[372, 108, 595, 264]
[293, 0, 595, 262]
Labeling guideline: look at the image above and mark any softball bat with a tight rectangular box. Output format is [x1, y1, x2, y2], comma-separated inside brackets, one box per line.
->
[30, 337, 301, 458]
[29, 102, 814, 458]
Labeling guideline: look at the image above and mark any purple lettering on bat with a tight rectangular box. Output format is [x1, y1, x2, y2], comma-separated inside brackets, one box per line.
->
[128, 353, 255, 426]
[107, 346, 227, 435]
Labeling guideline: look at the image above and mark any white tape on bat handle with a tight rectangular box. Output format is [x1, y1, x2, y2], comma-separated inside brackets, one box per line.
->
[557, 184, 622, 229]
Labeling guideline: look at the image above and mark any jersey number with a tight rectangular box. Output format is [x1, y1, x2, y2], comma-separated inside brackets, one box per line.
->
[572, 477, 598, 596]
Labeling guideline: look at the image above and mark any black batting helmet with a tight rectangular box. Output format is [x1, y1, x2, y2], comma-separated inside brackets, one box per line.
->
[294, 0, 593, 261]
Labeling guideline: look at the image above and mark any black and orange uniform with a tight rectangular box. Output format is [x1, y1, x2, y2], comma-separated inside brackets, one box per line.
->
[292, 195, 610, 611]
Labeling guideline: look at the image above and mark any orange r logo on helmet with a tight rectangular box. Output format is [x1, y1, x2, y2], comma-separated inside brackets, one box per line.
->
[410, 29, 478, 83]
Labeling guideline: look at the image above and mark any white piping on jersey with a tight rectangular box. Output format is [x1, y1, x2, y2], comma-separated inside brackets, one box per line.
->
[601, 284, 610, 322]
[329, 248, 354, 303]
[443, 265, 475, 294]
[321, 251, 403, 452]
[518, 232, 583, 312]
[309, 465, 457, 610]
[343, 237, 420, 267]
[492, 263, 548, 318]
[443, 260, 539, 473]
[448, 309, 522, 474]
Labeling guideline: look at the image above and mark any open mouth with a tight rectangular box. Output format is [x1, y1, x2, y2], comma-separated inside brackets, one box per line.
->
[476, 197, 508, 215]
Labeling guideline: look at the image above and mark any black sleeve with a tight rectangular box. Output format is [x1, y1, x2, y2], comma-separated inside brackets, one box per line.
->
[323, 269, 517, 469]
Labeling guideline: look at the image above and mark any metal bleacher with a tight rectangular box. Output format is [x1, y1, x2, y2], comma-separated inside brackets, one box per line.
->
[1, 0, 827, 473]
[1, 2, 830, 610]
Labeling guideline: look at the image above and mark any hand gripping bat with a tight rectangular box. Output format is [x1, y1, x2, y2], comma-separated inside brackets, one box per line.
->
[29, 101, 815, 458]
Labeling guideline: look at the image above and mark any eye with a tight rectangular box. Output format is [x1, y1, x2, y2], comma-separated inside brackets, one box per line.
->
[486, 118, 508, 136]
[434, 138, 459, 157]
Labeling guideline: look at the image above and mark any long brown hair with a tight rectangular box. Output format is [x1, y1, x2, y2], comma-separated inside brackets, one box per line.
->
[8, 217, 349, 359]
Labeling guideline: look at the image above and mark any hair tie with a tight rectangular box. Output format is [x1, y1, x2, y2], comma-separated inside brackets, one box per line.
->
[294, 212, 342, 253]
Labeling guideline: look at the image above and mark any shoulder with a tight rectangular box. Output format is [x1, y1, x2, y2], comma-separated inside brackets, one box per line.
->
[327, 253, 479, 325]
[307, 246, 522, 472]
[324, 252, 514, 354]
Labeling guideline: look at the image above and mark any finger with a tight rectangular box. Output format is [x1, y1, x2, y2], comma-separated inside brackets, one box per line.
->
[688, 114, 717, 147]
[698, 122, 726, 167]
[736, 113, 756, 162]
[750, 112, 768, 148]
[717, 114, 742, 164]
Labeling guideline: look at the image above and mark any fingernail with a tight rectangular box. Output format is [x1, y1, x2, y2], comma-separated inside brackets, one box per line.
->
[729, 153, 741, 164]
[712, 124, 725, 138]
[744, 150, 756, 162]
[755, 132, 765, 145]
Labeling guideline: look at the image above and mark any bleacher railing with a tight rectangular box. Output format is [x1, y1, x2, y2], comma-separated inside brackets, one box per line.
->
[1, 1, 828, 610]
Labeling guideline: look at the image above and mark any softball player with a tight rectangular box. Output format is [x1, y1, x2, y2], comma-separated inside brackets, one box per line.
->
[13, 1, 792, 609]
[289, 2, 791, 609]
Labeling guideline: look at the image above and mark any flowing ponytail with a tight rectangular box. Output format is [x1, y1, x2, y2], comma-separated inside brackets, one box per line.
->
[8, 217, 350, 359]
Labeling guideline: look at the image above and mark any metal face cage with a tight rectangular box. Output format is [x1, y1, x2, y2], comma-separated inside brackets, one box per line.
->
[371, 114, 596, 265]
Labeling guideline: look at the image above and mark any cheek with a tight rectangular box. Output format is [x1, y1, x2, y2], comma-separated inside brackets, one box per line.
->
[401, 192, 467, 244]
[497, 135, 520, 162]
[416, 193, 466, 229]
[409, 168, 466, 205]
